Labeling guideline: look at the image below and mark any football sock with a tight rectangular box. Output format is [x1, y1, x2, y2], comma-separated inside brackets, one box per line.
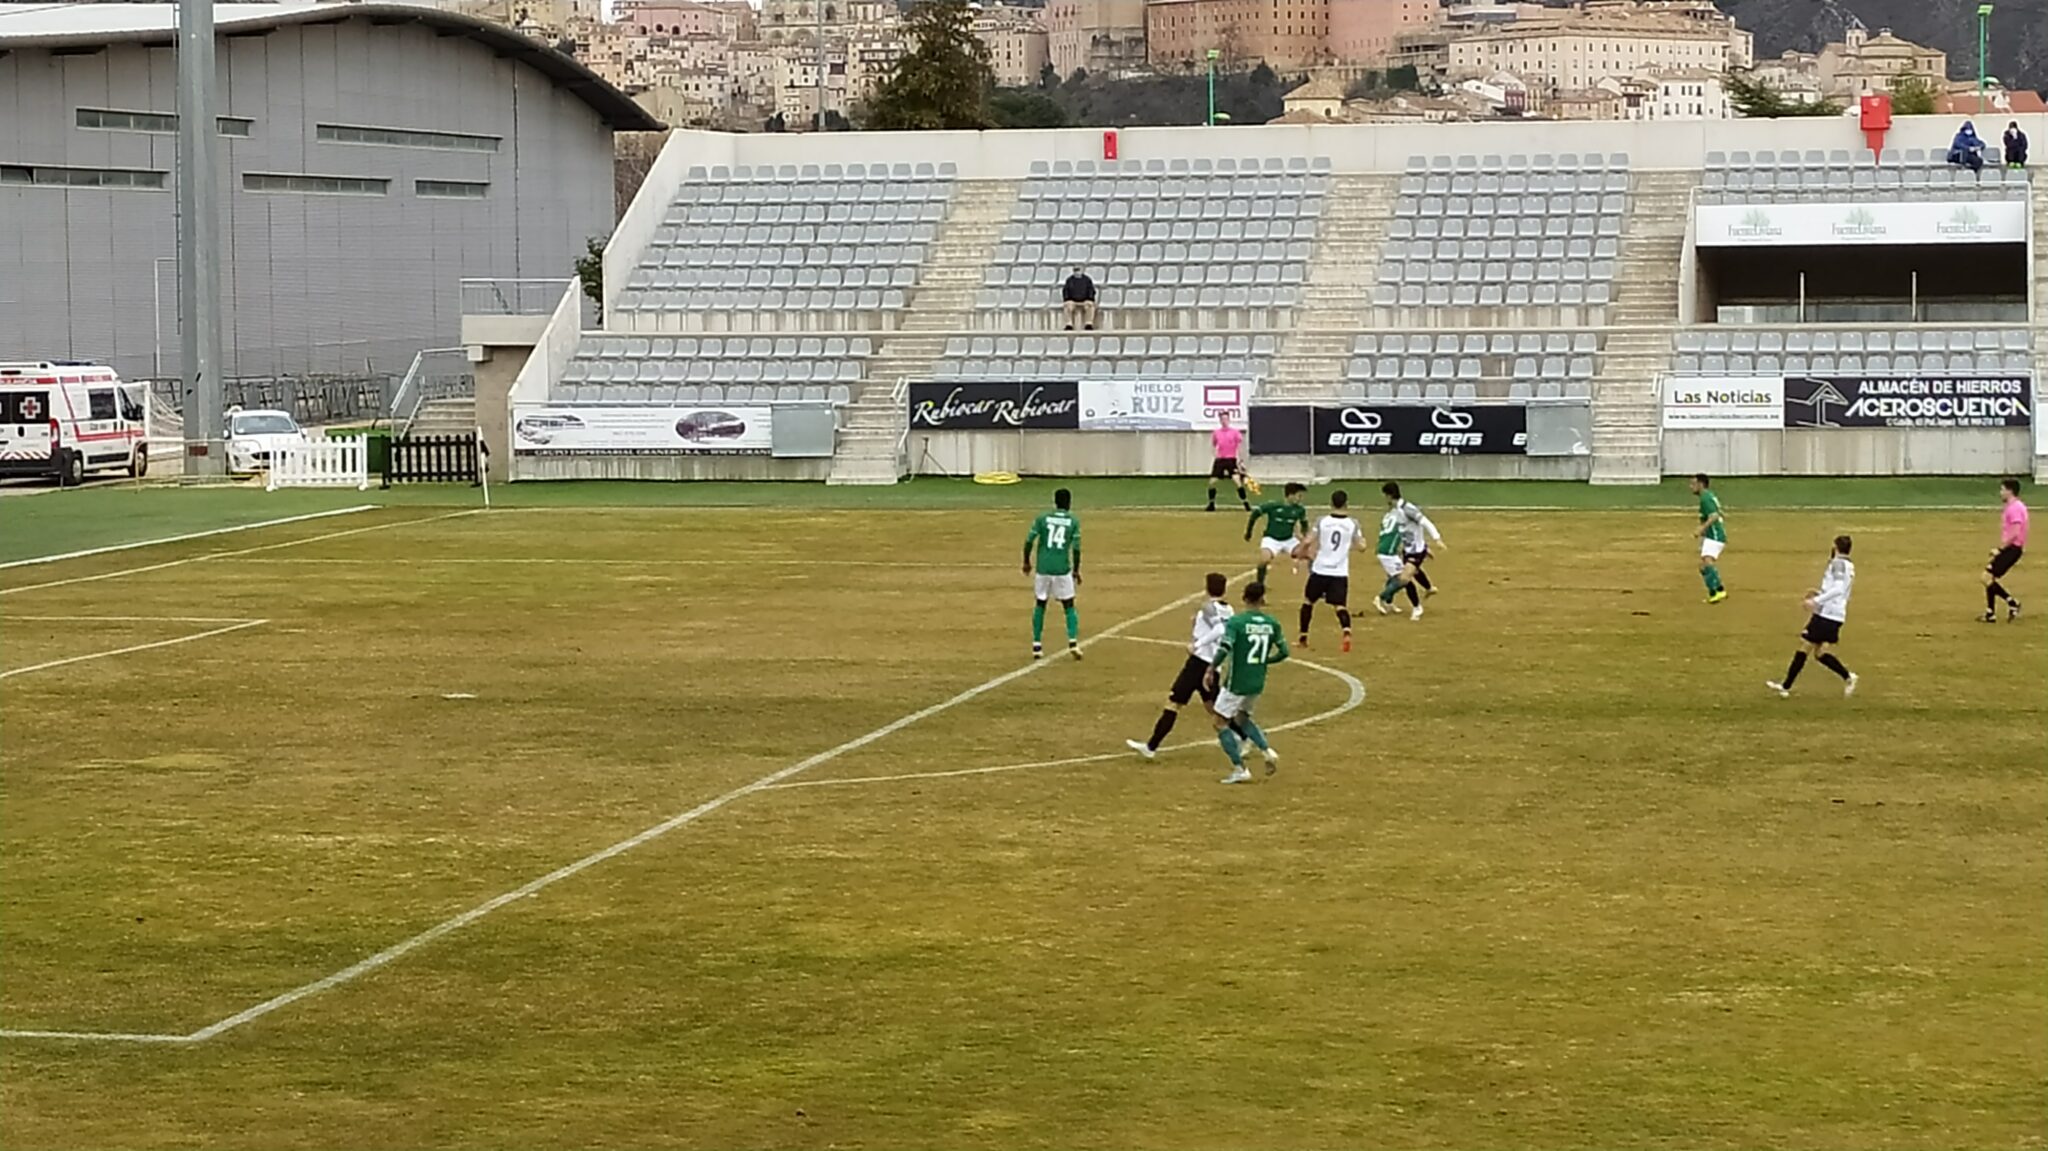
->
[1238, 716, 1270, 752]
[1063, 603, 1079, 642]
[1227, 717, 1248, 738]
[1414, 569, 1433, 591]
[1336, 608, 1352, 630]
[1236, 484, 1248, 504]
[1206, 483, 1217, 506]
[1299, 603, 1314, 635]
[1781, 650, 1808, 688]
[1257, 562, 1269, 584]
[1989, 581, 2009, 606]
[1147, 709, 1177, 750]
[1218, 728, 1244, 767]
[1031, 601, 1046, 643]
[1405, 583, 1421, 607]
[1703, 565, 1723, 594]
[1380, 575, 1404, 604]
[1817, 653, 1850, 680]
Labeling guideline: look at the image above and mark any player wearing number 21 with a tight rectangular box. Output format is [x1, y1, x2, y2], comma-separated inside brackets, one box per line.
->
[1024, 488, 1082, 660]
[1204, 581, 1289, 784]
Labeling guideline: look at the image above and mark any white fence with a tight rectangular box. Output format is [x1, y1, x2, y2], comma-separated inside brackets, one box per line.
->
[269, 436, 370, 491]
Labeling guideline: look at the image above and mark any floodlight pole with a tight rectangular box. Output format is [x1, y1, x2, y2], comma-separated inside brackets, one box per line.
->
[1977, 4, 1992, 116]
[1206, 48, 1220, 125]
[177, 0, 225, 477]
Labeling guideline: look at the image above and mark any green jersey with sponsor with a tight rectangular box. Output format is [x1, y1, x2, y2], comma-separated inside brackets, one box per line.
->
[1251, 500, 1309, 543]
[1027, 510, 1080, 576]
[1214, 610, 1289, 696]
[1699, 491, 1726, 543]
[1376, 507, 1405, 556]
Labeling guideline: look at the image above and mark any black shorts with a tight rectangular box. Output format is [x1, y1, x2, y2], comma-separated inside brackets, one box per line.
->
[1403, 549, 1429, 568]
[1210, 456, 1240, 480]
[1303, 572, 1348, 606]
[1801, 614, 1843, 646]
[1988, 544, 2023, 578]
[1167, 654, 1219, 707]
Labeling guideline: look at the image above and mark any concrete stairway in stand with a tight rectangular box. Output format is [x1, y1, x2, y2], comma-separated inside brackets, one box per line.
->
[1588, 168, 1693, 485]
[2034, 176, 2048, 484]
[409, 396, 477, 437]
[1264, 174, 1398, 400]
[828, 179, 1019, 484]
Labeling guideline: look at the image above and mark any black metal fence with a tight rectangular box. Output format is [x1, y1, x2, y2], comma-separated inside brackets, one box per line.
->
[147, 374, 400, 428]
[385, 433, 480, 486]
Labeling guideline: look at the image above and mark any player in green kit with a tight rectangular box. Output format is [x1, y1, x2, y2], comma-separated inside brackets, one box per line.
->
[1023, 488, 1083, 659]
[1691, 473, 1728, 603]
[1245, 482, 1311, 584]
[1203, 581, 1289, 784]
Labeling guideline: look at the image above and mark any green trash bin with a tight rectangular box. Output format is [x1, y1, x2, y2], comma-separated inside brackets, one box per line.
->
[326, 426, 391, 475]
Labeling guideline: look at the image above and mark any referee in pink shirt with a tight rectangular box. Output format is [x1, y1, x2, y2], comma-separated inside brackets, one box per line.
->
[1206, 412, 1249, 513]
[1983, 477, 2028, 622]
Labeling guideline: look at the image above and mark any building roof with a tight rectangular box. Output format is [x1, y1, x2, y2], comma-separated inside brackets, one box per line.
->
[0, 2, 663, 132]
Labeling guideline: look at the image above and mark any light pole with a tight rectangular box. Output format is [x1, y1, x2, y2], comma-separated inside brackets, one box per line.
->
[175, 0, 224, 476]
[1206, 48, 1220, 126]
[1977, 3, 1993, 116]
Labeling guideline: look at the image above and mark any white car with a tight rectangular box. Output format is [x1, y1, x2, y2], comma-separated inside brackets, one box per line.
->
[225, 409, 309, 474]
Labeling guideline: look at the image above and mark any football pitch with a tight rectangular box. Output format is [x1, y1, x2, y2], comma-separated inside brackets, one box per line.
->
[1, 480, 2043, 1150]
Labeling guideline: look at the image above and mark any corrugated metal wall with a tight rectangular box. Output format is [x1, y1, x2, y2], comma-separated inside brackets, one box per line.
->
[0, 20, 614, 380]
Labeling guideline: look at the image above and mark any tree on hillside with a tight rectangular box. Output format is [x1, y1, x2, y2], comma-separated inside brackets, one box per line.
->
[1726, 69, 1843, 117]
[572, 237, 605, 322]
[863, 0, 994, 130]
[1888, 70, 1938, 115]
[991, 87, 1070, 127]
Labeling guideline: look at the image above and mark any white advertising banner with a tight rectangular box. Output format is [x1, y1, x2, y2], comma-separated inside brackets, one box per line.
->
[1694, 200, 2028, 247]
[1662, 376, 1786, 429]
[1077, 378, 1255, 431]
[511, 405, 773, 455]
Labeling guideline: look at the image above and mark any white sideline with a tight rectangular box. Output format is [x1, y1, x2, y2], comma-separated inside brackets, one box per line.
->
[0, 575, 1239, 1045]
[8, 614, 259, 624]
[766, 635, 1367, 791]
[0, 620, 268, 680]
[0, 505, 377, 570]
[0, 509, 484, 597]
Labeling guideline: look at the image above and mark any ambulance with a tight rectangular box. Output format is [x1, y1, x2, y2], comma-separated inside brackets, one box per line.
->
[0, 361, 151, 485]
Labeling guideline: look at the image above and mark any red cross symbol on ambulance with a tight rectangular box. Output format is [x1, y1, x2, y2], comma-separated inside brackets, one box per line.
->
[19, 396, 42, 421]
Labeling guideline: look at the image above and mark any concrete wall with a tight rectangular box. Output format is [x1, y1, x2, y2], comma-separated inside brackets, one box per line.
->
[650, 112, 2048, 181]
[1663, 429, 2034, 476]
[513, 455, 835, 480]
[0, 19, 614, 380]
[470, 347, 525, 483]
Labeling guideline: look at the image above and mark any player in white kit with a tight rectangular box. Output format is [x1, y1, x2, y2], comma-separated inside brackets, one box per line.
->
[1299, 489, 1370, 653]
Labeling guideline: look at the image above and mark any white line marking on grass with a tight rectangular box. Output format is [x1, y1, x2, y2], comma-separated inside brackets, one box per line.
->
[7, 614, 260, 624]
[0, 505, 378, 569]
[765, 634, 1366, 791]
[0, 577, 1240, 1046]
[0, 1028, 194, 1044]
[0, 620, 268, 680]
[0, 509, 484, 598]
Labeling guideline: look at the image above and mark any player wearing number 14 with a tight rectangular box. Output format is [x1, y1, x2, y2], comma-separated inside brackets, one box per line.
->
[1024, 488, 1082, 660]
[1205, 582, 1289, 784]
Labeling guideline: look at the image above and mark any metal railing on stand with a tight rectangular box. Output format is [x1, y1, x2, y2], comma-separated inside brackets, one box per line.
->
[389, 348, 473, 438]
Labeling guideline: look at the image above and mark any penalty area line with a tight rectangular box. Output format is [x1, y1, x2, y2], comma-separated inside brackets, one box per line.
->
[0, 620, 270, 680]
[764, 633, 1367, 792]
[0, 505, 378, 570]
[0, 575, 1244, 1046]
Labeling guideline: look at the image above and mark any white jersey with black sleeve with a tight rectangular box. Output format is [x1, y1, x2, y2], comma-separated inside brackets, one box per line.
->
[1311, 514, 1362, 578]
[1812, 556, 1855, 622]
[1396, 499, 1443, 555]
[1189, 598, 1235, 661]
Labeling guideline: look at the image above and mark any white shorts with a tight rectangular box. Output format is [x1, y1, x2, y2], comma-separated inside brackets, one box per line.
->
[1700, 539, 1725, 561]
[1215, 687, 1260, 719]
[1378, 554, 1406, 577]
[1260, 537, 1298, 558]
[1034, 572, 1076, 601]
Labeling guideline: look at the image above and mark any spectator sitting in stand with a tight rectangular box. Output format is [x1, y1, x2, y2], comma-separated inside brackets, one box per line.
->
[2004, 121, 2029, 169]
[1947, 121, 1986, 172]
[1062, 267, 1098, 331]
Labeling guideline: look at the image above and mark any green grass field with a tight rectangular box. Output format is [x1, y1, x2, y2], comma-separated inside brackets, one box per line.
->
[1, 485, 2043, 1150]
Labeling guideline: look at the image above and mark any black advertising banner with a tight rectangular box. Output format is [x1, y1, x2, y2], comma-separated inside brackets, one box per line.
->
[1278, 404, 1530, 455]
[907, 382, 1080, 430]
[1783, 375, 2032, 429]
[1247, 404, 1312, 455]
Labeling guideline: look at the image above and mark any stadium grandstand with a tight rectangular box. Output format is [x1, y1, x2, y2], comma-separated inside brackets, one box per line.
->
[492, 114, 2046, 486]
